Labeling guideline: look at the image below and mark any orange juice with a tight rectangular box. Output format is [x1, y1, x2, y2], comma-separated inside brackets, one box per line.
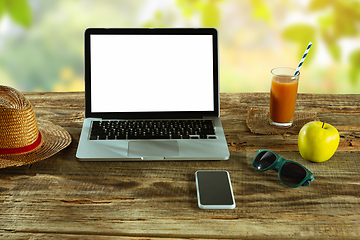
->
[270, 74, 299, 125]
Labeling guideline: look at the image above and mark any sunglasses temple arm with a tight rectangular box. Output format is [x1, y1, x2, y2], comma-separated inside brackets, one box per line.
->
[302, 181, 311, 186]
[302, 175, 315, 186]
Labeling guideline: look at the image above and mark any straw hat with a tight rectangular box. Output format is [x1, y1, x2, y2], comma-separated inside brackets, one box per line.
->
[0, 85, 71, 168]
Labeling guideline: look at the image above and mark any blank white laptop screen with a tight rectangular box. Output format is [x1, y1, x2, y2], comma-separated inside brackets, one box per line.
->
[90, 35, 214, 113]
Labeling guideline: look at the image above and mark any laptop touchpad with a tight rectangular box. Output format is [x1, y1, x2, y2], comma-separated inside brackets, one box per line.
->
[128, 141, 179, 157]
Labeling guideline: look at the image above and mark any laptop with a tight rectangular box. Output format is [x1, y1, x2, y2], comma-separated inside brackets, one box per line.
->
[76, 28, 230, 161]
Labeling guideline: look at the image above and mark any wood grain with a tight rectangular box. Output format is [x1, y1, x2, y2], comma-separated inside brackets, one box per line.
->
[0, 92, 359, 239]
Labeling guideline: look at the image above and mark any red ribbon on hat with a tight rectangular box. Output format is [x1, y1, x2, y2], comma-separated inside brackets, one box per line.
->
[0, 132, 42, 155]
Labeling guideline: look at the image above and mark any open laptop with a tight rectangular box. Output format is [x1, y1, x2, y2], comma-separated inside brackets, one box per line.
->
[76, 28, 230, 161]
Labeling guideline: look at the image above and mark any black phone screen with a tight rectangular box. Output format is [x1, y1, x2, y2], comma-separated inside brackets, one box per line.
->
[195, 170, 235, 209]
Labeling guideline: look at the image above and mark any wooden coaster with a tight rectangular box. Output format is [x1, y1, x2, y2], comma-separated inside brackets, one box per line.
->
[246, 108, 319, 135]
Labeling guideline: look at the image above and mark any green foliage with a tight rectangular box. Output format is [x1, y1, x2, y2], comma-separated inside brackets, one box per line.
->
[142, 11, 168, 28]
[0, 0, 32, 28]
[0, 1, 5, 20]
[201, 1, 220, 27]
[308, 0, 331, 11]
[283, 0, 360, 85]
[312, 0, 360, 81]
[349, 50, 360, 85]
[0, 1, 143, 91]
[250, 0, 271, 22]
[177, 0, 203, 19]
[282, 24, 316, 63]
[0, 0, 359, 92]
[176, 0, 222, 27]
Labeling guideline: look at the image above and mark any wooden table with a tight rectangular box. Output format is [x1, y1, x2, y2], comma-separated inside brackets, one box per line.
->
[1, 92, 360, 239]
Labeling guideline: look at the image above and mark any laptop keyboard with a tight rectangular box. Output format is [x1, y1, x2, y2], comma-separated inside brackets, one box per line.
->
[89, 120, 216, 140]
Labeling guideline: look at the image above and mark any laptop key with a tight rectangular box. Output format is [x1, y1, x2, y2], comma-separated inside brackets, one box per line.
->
[108, 135, 116, 140]
[98, 134, 107, 140]
[190, 135, 200, 139]
[116, 134, 127, 140]
[89, 135, 98, 140]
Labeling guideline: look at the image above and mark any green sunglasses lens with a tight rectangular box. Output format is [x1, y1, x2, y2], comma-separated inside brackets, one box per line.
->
[280, 162, 307, 186]
[253, 151, 277, 170]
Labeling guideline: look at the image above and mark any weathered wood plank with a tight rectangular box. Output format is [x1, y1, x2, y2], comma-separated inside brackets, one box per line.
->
[1, 151, 359, 238]
[0, 92, 359, 239]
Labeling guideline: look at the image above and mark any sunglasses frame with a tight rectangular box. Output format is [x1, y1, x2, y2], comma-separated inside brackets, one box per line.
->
[252, 149, 315, 188]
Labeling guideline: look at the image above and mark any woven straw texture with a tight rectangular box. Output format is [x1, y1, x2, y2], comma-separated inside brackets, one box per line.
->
[0, 86, 38, 148]
[0, 85, 71, 168]
[246, 108, 319, 135]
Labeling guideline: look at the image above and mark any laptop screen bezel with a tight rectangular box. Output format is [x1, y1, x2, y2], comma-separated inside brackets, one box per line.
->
[84, 28, 219, 119]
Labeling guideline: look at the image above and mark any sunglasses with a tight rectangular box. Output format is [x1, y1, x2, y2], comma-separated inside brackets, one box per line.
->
[252, 149, 315, 188]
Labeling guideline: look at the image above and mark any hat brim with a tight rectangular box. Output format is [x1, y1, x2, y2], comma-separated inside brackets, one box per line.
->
[0, 120, 71, 168]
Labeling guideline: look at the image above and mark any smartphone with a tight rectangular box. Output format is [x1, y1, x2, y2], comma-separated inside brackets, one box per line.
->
[195, 170, 236, 210]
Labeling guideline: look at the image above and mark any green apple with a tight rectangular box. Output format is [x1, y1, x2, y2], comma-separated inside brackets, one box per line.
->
[298, 121, 340, 163]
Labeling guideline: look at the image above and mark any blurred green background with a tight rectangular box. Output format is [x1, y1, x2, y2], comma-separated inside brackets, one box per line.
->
[0, 0, 359, 93]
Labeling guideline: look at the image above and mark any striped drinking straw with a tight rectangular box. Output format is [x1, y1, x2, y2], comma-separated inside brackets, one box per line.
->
[294, 42, 313, 76]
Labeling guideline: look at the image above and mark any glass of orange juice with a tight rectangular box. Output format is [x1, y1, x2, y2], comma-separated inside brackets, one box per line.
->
[269, 67, 299, 128]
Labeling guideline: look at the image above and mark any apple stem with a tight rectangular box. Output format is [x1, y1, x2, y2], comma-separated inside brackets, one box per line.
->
[322, 122, 325, 128]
